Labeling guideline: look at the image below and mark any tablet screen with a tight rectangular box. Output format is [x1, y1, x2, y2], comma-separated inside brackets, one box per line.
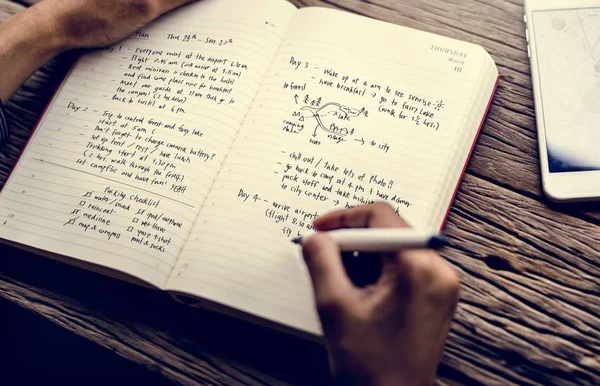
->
[532, 7, 600, 173]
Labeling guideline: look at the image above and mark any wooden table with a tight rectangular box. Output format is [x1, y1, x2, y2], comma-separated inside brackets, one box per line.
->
[1, 0, 599, 385]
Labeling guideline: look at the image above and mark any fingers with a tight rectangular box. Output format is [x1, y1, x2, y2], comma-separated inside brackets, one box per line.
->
[302, 233, 356, 314]
[314, 202, 409, 231]
[309, 202, 458, 308]
[312, 203, 411, 290]
[313, 203, 454, 298]
[402, 251, 460, 306]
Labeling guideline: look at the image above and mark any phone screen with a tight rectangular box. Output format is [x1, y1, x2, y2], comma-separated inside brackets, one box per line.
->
[532, 7, 600, 173]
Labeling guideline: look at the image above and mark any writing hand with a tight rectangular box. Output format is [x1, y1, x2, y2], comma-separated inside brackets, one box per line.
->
[302, 203, 459, 386]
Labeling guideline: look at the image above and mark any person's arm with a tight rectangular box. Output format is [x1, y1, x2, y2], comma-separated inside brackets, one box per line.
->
[0, 0, 197, 103]
[301, 203, 460, 386]
[0, 5, 63, 103]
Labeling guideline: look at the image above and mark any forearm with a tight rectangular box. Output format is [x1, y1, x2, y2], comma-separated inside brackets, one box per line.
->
[0, 5, 66, 102]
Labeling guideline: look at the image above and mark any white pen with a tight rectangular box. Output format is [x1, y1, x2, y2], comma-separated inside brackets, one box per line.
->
[292, 229, 448, 252]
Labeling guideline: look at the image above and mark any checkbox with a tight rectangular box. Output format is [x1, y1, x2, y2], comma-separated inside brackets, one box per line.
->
[84, 191, 93, 198]
[127, 226, 134, 232]
[79, 201, 86, 207]
[132, 218, 139, 224]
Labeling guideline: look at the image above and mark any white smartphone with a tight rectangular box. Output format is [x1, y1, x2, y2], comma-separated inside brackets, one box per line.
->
[525, 0, 600, 202]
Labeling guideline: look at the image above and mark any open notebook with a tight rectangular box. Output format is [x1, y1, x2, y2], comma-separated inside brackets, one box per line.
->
[0, 0, 498, 337]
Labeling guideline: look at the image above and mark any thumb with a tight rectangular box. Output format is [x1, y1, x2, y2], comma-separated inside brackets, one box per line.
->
[302, 233, 355, 313]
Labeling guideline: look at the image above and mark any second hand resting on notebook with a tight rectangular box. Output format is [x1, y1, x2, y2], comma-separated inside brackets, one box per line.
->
[0, 0, 198, 103]
[0, 3, 460, 385]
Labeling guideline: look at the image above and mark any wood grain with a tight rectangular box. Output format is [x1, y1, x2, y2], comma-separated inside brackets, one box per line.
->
[1, 0, 599, 385]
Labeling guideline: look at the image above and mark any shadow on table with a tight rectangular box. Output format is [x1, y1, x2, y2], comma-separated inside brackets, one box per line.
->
[545, 200, 600, 223]
[0, 245, 331, 385]
[0, 296, 177, 385]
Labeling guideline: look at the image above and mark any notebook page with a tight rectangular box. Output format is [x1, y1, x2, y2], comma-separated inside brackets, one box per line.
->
[167, 7, 495, 334]
[430, 61, 498, 229]
[0, 0, 296, 288]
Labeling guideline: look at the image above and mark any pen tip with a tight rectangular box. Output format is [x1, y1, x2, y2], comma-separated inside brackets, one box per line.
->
[429, 235, 449, 249]
[291, 237, 303, 245]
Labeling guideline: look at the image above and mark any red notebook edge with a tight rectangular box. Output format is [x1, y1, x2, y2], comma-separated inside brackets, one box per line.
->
[438, 73, 501, 232]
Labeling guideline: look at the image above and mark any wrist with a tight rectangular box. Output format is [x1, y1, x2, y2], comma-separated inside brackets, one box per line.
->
[0, 4, 66, 101]
[26, 1, 73, 53]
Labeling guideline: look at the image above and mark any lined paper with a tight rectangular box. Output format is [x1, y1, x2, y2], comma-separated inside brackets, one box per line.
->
[0, 0, 297, 288]
[0, 0, 497, 335]
[168, 7, 497, 334]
